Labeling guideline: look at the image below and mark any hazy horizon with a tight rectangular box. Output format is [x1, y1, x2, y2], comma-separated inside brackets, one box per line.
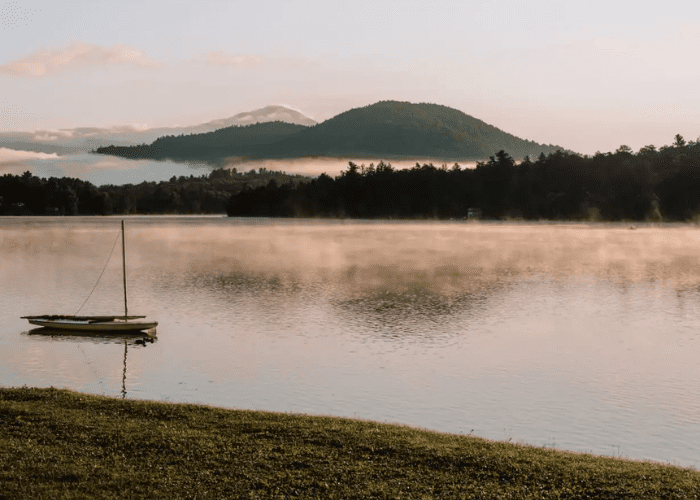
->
[2, 0, 700, 161]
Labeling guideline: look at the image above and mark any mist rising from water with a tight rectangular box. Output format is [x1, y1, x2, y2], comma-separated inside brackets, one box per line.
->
[5, 220, 699, 295]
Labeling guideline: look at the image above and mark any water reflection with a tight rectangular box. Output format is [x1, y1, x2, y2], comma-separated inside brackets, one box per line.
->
[4, 218, 700, 468]
[23, 327, 157, 346]
[332, 285, 496, 345]
[22, 328, 156, 398]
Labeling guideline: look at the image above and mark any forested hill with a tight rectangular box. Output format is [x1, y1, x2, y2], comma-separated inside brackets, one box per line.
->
[94, 122, 308, 163]
[94, 101, 567, 163]
[266, 101, 566, 159]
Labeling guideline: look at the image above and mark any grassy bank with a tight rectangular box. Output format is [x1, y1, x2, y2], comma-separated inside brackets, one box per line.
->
[1, 388, 698, 499]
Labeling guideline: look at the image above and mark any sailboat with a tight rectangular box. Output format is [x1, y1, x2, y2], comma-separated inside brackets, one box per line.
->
[22, 221, 158, 332]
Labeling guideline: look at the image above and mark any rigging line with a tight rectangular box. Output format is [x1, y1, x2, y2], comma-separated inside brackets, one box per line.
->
[74, 229, 122, 315]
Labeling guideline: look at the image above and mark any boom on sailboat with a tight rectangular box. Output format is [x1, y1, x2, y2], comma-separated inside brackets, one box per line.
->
[22, 220, 158, 332]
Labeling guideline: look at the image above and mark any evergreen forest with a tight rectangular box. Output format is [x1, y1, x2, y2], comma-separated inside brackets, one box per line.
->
[226, 136, 700, 221]
[94, 101, 565, 164]
[0, 168, 309, 216]
[6, 135, 700, 221]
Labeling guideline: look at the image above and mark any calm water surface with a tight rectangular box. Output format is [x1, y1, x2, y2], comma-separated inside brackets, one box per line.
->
[2, 217, 700, 468]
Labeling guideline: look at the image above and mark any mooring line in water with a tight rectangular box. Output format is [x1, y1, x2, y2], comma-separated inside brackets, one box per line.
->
[74, 229, 122, 315]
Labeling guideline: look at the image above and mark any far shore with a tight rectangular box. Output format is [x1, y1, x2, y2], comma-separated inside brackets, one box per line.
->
[1, 387, 698, 498]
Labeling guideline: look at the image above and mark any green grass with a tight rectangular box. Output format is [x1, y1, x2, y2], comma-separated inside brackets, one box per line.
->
[1, 387, 698, 499]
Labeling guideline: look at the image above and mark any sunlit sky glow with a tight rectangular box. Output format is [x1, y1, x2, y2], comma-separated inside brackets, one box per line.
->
[2, 0, 700, 154]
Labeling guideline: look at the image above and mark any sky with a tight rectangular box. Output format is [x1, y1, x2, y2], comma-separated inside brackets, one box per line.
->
[1, 0, 700, 155]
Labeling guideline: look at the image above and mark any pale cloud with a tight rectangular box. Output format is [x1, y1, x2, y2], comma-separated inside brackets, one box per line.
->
[30, 124, 154, 140]
[273, 104, 316, 121]
[32, 132, 64, 142]
[0, 147, 58, 173]
[0, 43, 161, 77]
[199, 51, 265, 67]
[0, 147, 58, 163]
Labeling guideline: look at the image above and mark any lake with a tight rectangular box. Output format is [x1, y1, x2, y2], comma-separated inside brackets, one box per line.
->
[2, 217, 700, 468]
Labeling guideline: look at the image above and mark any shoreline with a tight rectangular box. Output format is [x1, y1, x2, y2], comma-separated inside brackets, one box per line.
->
[1, 387, 698, 498]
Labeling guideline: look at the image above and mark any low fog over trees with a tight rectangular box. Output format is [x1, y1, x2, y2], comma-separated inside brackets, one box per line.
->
[7, 136, 700, 221]
[226, 136, 700, 221]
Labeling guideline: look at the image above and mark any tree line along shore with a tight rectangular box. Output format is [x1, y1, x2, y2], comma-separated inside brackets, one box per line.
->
[1, 387, 698, 498]
[0, 167, 308, 216]
[226, 136, 700, 221]
[3, 135, 700, 221]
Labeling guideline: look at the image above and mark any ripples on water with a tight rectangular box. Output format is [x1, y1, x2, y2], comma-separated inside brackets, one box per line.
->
[2, 217, 700, 468]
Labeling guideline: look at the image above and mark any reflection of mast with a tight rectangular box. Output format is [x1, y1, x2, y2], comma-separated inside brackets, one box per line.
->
[121, 340, 127, 399]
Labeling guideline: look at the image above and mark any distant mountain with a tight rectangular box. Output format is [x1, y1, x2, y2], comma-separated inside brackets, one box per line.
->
[0, 105, 317, 155]
[262, 101, 566, 159]
[96, 122, 308, 163]
[189, 105, 317, 132]
[95, 101, 569, 163]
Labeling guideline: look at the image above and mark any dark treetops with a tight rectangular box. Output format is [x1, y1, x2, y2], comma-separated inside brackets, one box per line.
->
[226, 136, 700, 222]
[6, 135, 700, 221]
[0, 167, 309, 216]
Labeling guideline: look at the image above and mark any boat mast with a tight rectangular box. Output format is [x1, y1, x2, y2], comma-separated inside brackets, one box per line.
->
[121, 220, 128, 319]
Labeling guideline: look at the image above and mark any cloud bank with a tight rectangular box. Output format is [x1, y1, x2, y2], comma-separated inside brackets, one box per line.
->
[0, 147, 58, 173]
[0, 43, 161, 77]
[0, 44, 271, 78]
[0, 147, 58, 163]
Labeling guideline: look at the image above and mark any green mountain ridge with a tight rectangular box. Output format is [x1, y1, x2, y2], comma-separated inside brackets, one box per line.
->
[95, 101, 569, 163]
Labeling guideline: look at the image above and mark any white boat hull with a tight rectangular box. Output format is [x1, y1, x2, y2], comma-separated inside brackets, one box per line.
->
[22, 221, 159, 334]
[27, 318, 157, 332]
